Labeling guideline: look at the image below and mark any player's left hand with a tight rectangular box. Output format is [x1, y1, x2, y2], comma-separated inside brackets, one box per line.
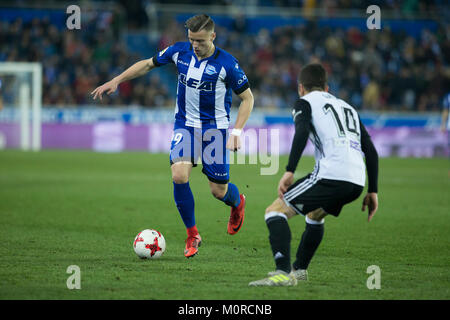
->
[362, 192, 378, 222]
[226, 135, 241, 152]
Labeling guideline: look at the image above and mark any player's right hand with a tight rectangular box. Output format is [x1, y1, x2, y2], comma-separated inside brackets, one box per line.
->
[278, 171, 294, 198]
[91, 80, 118, 100]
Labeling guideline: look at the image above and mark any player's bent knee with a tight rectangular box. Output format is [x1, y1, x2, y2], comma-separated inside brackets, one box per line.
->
[210, 188, 226, 199]
[172, 172, 189, 184]
[209, 182, 227, 199]
[306, 208, 327, 224]
[265, 198, 296, 219]
[171, 163, 191, 184]
[265, 201, 280, 215]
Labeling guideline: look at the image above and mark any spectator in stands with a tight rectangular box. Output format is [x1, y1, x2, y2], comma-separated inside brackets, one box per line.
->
[0, 3, 448, 111]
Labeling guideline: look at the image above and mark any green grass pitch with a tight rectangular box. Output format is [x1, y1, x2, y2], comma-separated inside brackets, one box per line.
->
[0, 150, 448, 300]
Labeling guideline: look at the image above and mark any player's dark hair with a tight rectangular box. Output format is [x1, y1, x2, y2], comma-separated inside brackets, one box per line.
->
[185, 14, 215, 32]
[299, 63, 327, 91]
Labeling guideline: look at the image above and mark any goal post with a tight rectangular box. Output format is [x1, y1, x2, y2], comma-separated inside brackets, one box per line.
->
[0, 62, 42, 151]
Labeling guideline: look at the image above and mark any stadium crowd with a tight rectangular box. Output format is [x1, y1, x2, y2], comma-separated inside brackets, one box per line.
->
[0, 4, 448, 111]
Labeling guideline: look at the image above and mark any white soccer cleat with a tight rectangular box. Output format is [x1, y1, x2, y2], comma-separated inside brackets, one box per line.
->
[291, 269, 308, 281]
[249, 270, 298, 287]
[267, 269, 308, 281]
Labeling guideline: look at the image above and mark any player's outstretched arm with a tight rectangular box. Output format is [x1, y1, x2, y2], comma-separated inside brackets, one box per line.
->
[91, 58, 155, 100]
[362, 192, 378, 222]
[226, 88, 254, 152]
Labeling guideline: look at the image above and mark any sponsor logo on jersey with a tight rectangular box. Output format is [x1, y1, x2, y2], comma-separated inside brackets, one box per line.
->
[237, 75, 247, 85]
[177, 59, 189, 66]
[350, 140, 362, 152]
[179, 73, 213, 92]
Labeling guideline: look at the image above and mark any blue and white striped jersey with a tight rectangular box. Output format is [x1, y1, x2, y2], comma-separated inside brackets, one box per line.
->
[152, 42, 249, 129]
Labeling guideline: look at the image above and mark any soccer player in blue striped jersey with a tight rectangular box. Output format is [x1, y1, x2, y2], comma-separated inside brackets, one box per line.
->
[91, 14, 254, 258]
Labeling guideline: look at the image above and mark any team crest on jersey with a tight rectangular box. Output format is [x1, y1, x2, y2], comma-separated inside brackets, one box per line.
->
[205, 65, 217, 75]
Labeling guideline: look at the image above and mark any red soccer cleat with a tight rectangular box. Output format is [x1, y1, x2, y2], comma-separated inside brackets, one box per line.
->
[227, 194, 246, 235]
[184, 234, 202, 258]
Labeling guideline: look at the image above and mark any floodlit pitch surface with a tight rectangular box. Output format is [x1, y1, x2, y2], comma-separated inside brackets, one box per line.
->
[0, 150, 448, 299]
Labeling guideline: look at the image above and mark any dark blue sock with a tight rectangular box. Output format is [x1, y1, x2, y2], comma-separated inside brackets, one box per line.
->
[220, 183, 241, 208]
[173, 181, 195, 229]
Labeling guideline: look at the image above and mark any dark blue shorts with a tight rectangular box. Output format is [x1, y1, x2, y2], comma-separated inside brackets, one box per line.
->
[169, 123, 230, 184]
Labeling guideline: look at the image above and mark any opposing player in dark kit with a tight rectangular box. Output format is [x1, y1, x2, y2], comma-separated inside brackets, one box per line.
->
[249, 63, 379, 286]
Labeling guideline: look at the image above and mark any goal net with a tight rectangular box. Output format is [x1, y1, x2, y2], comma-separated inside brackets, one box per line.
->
[0, 62, 42, 151]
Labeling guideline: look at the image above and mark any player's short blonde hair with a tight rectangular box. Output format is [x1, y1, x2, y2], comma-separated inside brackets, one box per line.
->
[185, 14, 215, 33]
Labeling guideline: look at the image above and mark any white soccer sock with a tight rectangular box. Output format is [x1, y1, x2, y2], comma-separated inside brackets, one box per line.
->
[265, 211, 288, 222]
[305, 216, 324, 225]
